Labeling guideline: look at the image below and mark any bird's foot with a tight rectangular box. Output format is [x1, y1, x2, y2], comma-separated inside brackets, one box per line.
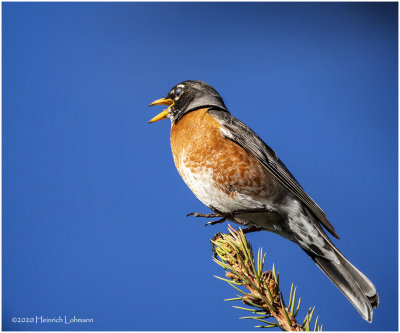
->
[186, 208, 272, 228]
[186, 212, 227, 227]
[242, 225, 263, 234]
[205, 216, 227, 226]
[186, 212, 222, 218]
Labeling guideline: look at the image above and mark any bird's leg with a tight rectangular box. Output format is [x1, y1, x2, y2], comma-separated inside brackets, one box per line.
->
[187, 207, 273, 227]
[205, 216, 227, 226]
[230, 208, 274, 215]
[241, 225, 263, 234]
[186, 212, 222, 218]
[186, 211, 227, 227]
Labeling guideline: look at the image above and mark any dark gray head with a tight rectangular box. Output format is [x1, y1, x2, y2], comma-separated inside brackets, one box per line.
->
[148, 80, 228, 124]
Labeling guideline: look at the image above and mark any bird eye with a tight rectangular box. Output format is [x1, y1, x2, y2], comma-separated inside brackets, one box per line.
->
[175, 87, 182, 96]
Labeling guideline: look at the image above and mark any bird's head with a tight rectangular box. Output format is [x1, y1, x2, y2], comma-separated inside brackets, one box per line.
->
[148, 80, 228, 124]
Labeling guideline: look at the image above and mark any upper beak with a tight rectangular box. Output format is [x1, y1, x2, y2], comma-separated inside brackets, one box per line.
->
[148, 98, 174, 123]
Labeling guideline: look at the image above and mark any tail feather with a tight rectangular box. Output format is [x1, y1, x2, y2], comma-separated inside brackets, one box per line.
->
[298, 206, 379, 321]
[338, 253, 379, 308]
[233, 208, 379, 321]
[305, 248, 378, 322]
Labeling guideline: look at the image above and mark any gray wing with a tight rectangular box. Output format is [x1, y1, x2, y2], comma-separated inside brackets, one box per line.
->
[208, 109, 339, 239]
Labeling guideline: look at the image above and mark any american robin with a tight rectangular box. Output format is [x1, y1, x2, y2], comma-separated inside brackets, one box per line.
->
[148, 80, 379, 322]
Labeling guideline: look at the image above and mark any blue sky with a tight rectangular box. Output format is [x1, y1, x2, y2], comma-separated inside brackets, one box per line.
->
[3, 2, 397, 331]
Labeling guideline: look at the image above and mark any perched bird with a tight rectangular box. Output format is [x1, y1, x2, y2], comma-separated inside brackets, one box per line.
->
[148, 80, 379, 322]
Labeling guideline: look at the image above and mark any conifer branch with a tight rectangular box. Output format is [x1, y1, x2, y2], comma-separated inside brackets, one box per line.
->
[212, 225, 322, 331]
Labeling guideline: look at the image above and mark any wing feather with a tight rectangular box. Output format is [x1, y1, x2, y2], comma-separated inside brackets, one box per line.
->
[208, 109, 339, 239]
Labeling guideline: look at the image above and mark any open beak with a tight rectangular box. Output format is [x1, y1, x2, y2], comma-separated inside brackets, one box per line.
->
[148, 98, 174, 123]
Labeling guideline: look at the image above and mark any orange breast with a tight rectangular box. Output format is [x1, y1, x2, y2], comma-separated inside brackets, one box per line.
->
[170, 109, 280, 207]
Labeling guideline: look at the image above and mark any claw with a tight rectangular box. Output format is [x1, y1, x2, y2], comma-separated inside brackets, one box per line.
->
[187, 212, 228, 227]
[205, 217, 227, 226]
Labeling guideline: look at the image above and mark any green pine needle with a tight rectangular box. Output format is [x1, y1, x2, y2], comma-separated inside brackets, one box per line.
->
[212, 226, 322, 331]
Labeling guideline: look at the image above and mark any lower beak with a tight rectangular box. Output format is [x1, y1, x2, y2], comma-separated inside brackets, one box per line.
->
[148, 98, 174, 123]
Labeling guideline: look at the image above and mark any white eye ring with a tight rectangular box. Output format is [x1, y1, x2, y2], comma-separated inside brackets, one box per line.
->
[175, 87, 183, 96]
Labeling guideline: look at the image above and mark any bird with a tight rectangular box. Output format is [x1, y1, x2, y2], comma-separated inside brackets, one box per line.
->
[148, 80, 379, 322]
